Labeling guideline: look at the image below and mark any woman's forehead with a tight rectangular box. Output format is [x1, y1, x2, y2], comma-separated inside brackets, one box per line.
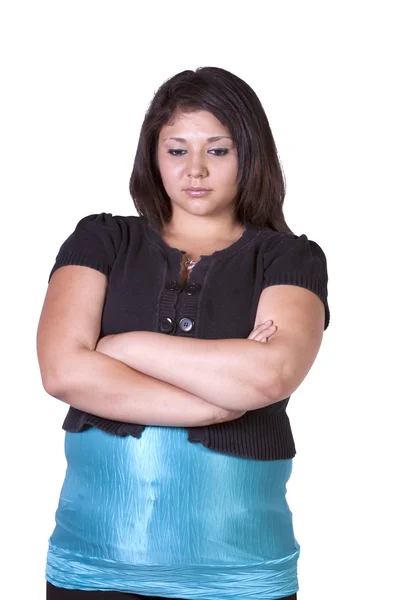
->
[160, 110, 230, 138]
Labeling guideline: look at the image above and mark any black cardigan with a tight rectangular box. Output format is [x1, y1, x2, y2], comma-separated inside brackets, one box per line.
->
[48, 213, 330, 461]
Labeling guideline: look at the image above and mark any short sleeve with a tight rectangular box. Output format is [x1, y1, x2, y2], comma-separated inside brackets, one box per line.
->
[48, 213, 122, 283]
[263, 233, 330, 330]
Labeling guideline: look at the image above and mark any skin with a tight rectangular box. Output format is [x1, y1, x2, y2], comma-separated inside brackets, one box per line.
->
[91, 111, 324, 414]
[93, 109, 325, 411]
[39, 114, 321, 424]
[93, 110, 278, 413]
[156, 109, 277, 342]
[157, 109, 245, 247]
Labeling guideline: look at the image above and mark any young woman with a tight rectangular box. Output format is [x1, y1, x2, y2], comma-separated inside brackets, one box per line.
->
[38, 66, 330, 600]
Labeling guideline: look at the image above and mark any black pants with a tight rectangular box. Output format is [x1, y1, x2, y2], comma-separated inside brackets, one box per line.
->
[47, 581, 297, 600]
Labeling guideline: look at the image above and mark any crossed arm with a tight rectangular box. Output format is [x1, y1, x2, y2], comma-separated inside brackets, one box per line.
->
[96, 285, 325, 412]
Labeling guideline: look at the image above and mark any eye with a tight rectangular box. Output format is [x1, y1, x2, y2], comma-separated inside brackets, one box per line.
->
[209, 148, 229, 156]
[167, 149, 187, 156]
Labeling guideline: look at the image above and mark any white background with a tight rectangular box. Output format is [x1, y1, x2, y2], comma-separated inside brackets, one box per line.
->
[1, 1, 398, 599]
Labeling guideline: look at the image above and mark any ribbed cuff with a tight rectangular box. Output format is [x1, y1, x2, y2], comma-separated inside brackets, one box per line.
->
[264, 271, 330, 330]
[48, 252, 111, 283]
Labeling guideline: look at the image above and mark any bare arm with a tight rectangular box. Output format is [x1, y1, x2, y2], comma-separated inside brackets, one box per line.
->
[36, 265, 245, 427]
[95, 332, 274, 411]
[45, 346, 243, 427]
[95, 285, 325, 412]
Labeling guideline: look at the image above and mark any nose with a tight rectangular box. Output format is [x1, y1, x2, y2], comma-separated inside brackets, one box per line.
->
[187, 153, 208, 179]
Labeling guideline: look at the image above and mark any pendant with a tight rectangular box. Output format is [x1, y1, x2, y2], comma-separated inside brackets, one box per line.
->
[185, 259, 197, 271]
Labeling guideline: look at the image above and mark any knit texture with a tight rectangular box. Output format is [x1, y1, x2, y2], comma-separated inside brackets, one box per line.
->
[48, 213, 330, 460]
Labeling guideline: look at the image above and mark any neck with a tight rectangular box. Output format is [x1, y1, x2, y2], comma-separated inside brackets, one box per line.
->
[162, 215, 242, 243]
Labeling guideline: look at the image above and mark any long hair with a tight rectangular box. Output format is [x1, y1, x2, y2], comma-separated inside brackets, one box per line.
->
[129, 67, 292, 233]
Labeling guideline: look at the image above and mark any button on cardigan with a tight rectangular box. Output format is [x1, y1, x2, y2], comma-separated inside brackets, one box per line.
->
[48, 212, 330, 461]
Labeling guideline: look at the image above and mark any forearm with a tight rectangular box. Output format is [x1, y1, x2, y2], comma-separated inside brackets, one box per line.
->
[44, 347, 239, 427]
[96, 332, 278, 411]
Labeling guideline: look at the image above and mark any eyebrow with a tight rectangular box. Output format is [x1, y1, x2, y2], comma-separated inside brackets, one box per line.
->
[162, 136, 232, 143]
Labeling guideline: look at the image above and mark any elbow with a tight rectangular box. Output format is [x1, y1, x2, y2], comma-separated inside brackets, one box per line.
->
[39, 346, 92, 399]
[41, 369, 66, 399]
[245, 383, 286, 412]
[247, 370, 287, 411]
[41, 376, 60, 398]
[262, 369, 302, 407]
[251, 348, 299, 409]
[37, 358, 61, 396]
[39, 356, 80, 400]
[264, 377, 288, 405]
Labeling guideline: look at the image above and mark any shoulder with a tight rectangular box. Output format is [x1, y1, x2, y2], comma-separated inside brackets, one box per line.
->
[257, 227, 328, 274]
[257, 227, 330, 329]
[256, 226, 317, 248]
[73, 211, 143, 231]
[48, 212, 145, 283]
[63, 212, 147, 246]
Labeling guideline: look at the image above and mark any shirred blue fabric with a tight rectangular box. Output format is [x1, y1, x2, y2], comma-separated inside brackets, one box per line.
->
[45, 212, 329, 597]
[46, 427, 300, 599]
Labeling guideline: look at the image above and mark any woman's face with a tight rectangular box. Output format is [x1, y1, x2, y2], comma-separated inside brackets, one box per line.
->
[157, 110, 238, 220]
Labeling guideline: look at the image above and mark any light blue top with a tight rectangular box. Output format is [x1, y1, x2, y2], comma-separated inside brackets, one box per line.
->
[46, 426, 299, 599]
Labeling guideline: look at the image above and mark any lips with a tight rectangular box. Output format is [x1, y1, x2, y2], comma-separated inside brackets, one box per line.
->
[184, 187, 212, 192]
[184, 188, 213, 198]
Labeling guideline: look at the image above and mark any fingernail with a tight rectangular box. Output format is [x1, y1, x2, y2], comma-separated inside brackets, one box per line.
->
[264, 320, 272, 326]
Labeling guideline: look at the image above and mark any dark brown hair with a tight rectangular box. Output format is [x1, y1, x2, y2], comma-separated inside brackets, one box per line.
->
[129, 66, 292, 233]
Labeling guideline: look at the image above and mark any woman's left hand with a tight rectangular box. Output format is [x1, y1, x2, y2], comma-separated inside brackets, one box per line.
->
[248, 320, 277, 343]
